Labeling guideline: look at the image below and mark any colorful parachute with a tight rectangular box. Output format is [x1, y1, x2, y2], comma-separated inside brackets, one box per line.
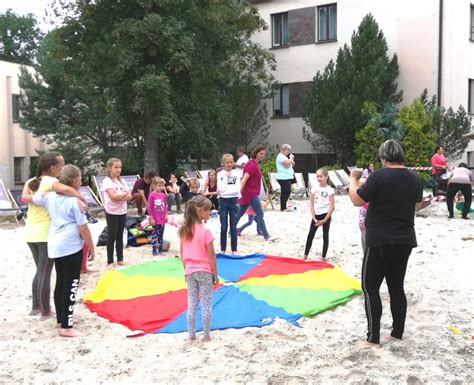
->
[84, 254, 361, 334]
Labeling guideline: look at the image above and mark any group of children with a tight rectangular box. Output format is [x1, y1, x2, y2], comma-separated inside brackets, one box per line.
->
[24, 149, 338, 341]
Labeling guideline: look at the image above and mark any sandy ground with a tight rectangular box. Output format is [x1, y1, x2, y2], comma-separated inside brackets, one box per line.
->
[0, 195, 472, 384]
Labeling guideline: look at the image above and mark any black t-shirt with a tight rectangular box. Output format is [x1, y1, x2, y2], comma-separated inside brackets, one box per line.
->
[357, 168, 423, 248]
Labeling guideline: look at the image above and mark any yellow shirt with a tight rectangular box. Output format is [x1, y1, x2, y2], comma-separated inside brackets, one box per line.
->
[25, 176, 57, 243]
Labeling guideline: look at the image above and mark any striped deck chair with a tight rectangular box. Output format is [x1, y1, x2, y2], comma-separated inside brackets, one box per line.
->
[197, 170, 210, 180]
[307, 173, 317, 191]
[0, 179, 21, 226]
[268, 172, 281, 199]
[293, 172, 308, 198]
[328, 170, 348, 194]
[93, 175, 139, 205]
[79, 186, 104, 212]
[335, 169, 350, 186]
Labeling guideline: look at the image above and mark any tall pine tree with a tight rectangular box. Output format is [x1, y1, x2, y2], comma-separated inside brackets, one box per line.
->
[305, 14, 401, 165]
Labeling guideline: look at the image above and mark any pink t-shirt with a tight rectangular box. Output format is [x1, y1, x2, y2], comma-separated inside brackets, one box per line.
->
[181, 223, 214, 275]
[147, 191, 167, 224]
[239, 159, 262, 205]
[102, 177, 130, 215]
[431, 153, 447, 175]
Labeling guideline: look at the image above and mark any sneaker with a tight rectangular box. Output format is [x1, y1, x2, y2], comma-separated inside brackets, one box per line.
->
[462, 216, 469, 220]
[157, 251, 166, 256]
[265, 236, 278, 242]
[448, 214, 454, 219]
[29, 308, 41, 316]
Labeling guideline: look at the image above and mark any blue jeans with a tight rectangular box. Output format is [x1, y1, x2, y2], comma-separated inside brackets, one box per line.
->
[236, 195, 270, 239]
[219, 197, 238, 252]
[238, 215, 262, 235]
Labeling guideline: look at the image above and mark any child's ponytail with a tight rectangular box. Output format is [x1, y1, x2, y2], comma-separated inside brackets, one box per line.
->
[28, 151, 63, 192]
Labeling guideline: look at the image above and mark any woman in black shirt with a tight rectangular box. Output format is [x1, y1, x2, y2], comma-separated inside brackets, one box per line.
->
[349, 140, 423, 348]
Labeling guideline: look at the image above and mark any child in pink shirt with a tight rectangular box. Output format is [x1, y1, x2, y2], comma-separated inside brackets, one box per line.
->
[178, 195, 218, 342]
[237, 206, 262, 236]
[147, 177, 168, 256]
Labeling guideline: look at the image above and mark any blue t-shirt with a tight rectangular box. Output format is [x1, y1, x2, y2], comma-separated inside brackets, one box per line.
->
[33, 192, 87, 258]
[275, 153, 294, 180]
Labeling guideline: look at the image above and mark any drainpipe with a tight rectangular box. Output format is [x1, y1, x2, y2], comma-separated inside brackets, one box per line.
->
[437, 0, 443, 107]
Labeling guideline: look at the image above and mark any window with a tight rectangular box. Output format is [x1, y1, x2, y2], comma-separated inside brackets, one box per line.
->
[271, 12, 289, 47]
[273, 84, 289, 117]
[471, 4, 474, 41]
[318, 3, 337, 42]
[14, 157, 24, 183]
[469, 79, 474, 115]
[467, 151, 474, 167]
[12, 94, 20, 123]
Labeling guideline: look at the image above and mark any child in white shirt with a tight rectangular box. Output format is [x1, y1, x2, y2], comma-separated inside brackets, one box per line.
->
[303, 167, 335, 260]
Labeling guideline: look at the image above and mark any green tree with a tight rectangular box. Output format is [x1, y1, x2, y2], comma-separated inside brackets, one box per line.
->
[19, 0, 275, 175]
[0, 10, 43, 64]
[305, 14, 401, 165]
[355, 101, 403, 166]
[438, 106, 471, 160]
[398, 98, 436, 166]
[18, 29, 131, 174]
[419, 89, 471, 161]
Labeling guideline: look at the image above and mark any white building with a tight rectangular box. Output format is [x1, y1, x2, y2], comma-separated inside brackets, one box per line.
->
[249, 0, 474, 171]
[0, 60, 46, 189]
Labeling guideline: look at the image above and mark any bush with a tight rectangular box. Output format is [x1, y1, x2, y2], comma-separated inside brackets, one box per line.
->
[260, 152, 277, 188]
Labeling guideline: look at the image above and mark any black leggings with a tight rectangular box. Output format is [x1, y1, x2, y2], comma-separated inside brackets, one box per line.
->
[277, 179, 292, 210]
[362, 244, 412, 344]
[105, 213, 127, 264]
[54, 250, 83, 329]
[304, 214, 331, 258]
[446, 182, 472, 218]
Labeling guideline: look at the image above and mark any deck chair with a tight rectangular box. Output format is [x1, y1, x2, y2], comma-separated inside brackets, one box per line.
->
[79, 186, 104, 212]
[260, 178, 274, 210]
[0, 179, 21, 226]
[293, 172, 308, 198]
[184, 170, 199, 179]
[307, 173, 317, 191]
[93, 174, 139, 204]
[197, 178, 206, 193]
[346, 166, 357, 173]
[328, 170, 348, 194]
[268, 173, 281, 199]
[335, 169, 351, 186]
[198, 169, 210, 180]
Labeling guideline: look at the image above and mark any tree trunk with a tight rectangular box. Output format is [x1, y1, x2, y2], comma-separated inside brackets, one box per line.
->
[143, 112, 159, 174]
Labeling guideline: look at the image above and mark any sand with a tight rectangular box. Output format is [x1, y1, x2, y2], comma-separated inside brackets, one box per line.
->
[0, 196, 472, 384]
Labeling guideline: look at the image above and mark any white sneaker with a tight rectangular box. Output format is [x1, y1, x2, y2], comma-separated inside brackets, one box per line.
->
[265, 236, 278, 242]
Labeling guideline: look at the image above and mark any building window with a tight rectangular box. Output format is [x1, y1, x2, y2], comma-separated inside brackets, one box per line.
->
[469, 79, 474, 114]
[271, 12, 289, 47]
[471, 4, 474, 41]
[273, 84, 289, 117]
[14, 157, 24, 183]
[467, 151, 474, 167]
[12, 94, 20, 123]
[318, 3, 337, 42]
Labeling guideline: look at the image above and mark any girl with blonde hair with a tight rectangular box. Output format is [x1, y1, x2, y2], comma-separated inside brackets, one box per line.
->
[102, 158, 131, 268]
